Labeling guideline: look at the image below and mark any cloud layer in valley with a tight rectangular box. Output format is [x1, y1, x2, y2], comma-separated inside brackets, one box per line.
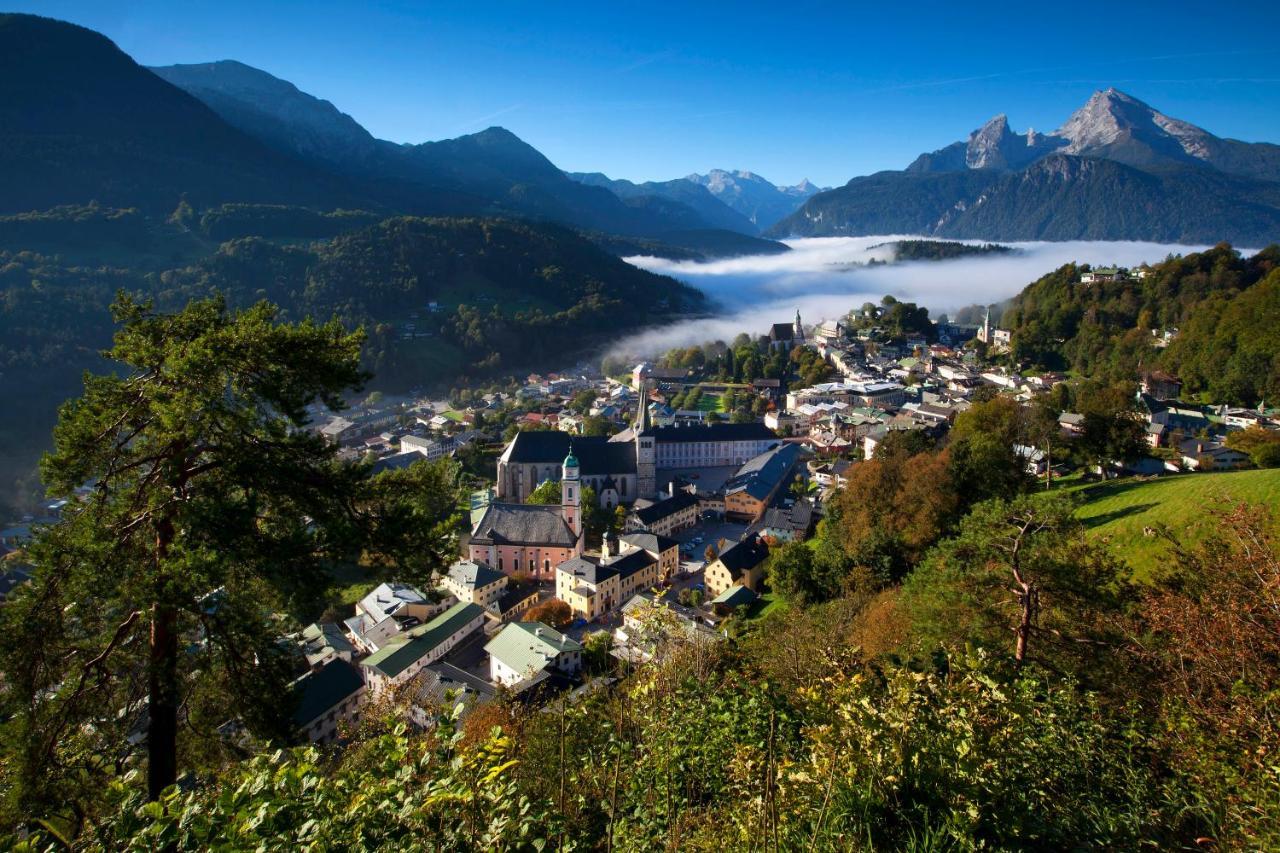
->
[612, 236, 1229, 356]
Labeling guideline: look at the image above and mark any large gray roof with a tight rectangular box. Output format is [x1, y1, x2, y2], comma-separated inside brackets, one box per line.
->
[503, 431, 636, 473]
[471, 503, 578, 548]
[724, 443, 802, 501]
[633, 491, 698, 525]
[446, 559, 506, 590]
[620, 532, 679, 555]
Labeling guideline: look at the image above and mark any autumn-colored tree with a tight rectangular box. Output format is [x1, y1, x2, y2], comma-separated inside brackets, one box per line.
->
[830, 447, 957, 581]
[526, 598, 573, 629]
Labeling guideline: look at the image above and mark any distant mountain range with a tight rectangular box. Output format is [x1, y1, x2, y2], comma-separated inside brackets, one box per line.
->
[2, 13, 1278, 250]
[0, 14, 788, 259]
[772, 88, 1280, 245]
[567, 169, 823, 233]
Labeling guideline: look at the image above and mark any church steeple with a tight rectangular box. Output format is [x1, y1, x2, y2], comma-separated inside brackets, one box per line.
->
[794, 308, 804, 341]
[561, 445, 581, 539]
[637, 380, 652, 432]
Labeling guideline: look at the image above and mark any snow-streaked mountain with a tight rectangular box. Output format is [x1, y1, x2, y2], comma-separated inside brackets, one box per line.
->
[685, 169, 824, 229]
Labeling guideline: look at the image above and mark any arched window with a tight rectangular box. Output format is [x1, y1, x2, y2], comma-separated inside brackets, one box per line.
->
[544, 558, 551, 572]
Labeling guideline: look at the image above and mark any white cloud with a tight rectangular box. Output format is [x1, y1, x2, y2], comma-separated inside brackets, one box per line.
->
[612, 235, 1231, 356]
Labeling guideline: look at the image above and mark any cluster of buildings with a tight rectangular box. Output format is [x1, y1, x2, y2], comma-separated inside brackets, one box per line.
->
[289, 565, 585, 745]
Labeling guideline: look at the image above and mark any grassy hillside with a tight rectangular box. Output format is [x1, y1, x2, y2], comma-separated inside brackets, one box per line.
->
[1069, 469, 1280, 582]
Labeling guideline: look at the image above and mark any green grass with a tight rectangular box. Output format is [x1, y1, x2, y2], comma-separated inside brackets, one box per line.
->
[1068, 469, 1280, 582]
[696, 393, 723, 413]
[746, 590, 789, 621]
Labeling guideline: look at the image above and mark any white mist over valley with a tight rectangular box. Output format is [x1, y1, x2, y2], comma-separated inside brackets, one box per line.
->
[615, 236, 1228, 356]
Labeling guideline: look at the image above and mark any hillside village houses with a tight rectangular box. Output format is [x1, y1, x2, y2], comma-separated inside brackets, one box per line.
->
[13, 303, 1279, 753]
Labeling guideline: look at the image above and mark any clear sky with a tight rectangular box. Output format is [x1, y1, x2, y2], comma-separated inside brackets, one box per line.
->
[13, 0, 1280, 187]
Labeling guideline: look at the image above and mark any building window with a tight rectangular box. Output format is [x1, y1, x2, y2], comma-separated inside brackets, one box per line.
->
[567, 487, 574, 500]
[544, 558, 551, 572]
[498, 557, 503, 571]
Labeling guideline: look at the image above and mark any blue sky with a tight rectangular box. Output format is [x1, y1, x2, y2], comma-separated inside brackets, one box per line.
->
[14, 0, 1280, 186]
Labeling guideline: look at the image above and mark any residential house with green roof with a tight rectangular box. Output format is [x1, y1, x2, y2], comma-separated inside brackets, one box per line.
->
[360, 601, 486, 695]
[485, 621, 583, 688]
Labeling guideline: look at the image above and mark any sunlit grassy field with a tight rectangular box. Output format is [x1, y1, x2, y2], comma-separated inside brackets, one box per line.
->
[1067, 469, 1280, 582]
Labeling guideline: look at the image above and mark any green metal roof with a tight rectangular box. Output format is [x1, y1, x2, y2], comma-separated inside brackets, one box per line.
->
[484, 621, 582, 680]
[361, 601, 484, 679]
[711, 584, 758, 608]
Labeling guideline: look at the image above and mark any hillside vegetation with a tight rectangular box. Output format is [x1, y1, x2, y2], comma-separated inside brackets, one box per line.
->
[1003, 243, 1280, 404]
[1071, 469, 1280, 581]
[0, 215, 703, 509]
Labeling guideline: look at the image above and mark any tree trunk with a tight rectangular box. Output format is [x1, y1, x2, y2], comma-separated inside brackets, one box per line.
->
[147, 601, 179, 800]
[148, 514, 178, 801]
[1014, 581, 1037, 666]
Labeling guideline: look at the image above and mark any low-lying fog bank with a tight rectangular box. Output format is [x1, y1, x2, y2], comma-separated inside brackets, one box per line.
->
[613, 236, 1226, 356]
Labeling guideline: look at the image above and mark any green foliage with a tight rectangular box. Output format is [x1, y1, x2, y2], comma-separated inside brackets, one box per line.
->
[0, 296, 457, 825]
[877, 239, 1013, 261]
[1005, 244, 1280, 402]
[900, 493, 1129, 679]
[526, 478, 561, 505]
[81, 715, 562, 851]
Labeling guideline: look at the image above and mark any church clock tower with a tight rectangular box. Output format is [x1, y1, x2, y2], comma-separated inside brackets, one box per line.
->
[561, 448, 581, 537]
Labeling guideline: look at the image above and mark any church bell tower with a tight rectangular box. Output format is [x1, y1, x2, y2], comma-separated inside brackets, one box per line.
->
[562, 448, 581, 539]
[634, 382, 657, 500]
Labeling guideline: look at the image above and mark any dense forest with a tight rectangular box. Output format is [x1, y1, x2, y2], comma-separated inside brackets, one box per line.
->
[0, 211, 704, 513]
[1004, 243, 1280, 403]
[871, 239, 1014, 261]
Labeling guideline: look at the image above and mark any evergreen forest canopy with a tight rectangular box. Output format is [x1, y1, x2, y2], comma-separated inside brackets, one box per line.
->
[1004, 242, 1280, 404]
[0, 210, 704, 514]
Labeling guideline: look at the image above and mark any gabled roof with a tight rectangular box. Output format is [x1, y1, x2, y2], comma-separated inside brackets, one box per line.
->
[359, 582, 428, 623]
[485, 621, 582, 678]
[361, 602, 484, 680]
[299, 622, 354, 666]
[632, 491, 698, 524]
[502, 431, 636, 473]
[714, 535, 770, 580]
[724, 443, 802, 502]
[416, 662, 497, 711]
[292, 659, 364, 727]
[471, 503, 578, 548]
[620, 532, 679, 555]
[770, 323, 796, 341]
[446, 559, 506, 591]
[711, 584, 758, 607]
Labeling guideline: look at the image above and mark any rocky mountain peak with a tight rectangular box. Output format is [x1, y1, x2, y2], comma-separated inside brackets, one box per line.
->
[964, 113, 1063, 171]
